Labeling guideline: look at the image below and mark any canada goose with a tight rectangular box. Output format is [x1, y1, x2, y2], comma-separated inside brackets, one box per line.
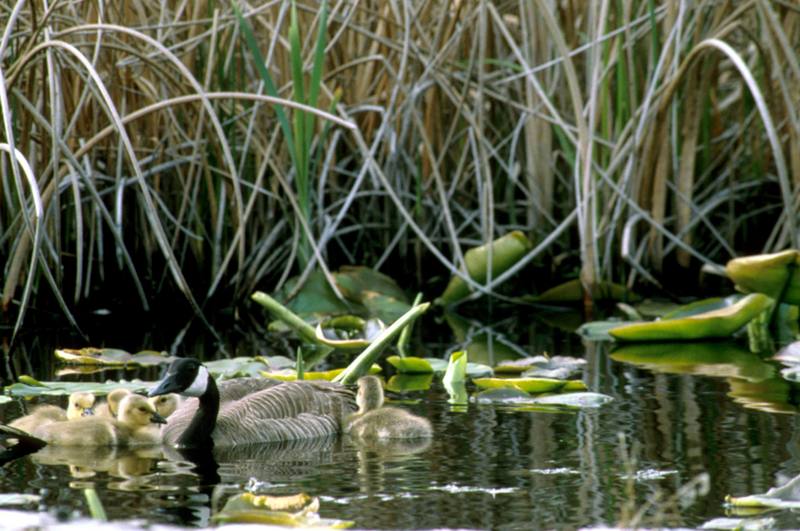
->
[9, 392, 96, 433]
[345, 375, 432, 440]
[148, 393, 180, 418]
[147, 357, 356, 448]
[95, 388, 132, 418]
[31, 394, 166, 446]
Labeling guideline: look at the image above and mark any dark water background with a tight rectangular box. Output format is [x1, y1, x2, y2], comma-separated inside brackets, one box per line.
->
[1, 309, 799, 529]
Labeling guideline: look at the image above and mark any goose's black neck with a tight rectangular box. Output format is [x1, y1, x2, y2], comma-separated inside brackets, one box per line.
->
[178, 375, 219, 448]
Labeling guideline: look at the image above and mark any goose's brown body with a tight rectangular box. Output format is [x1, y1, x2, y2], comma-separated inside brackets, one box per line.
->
[158, 376, 356, 447]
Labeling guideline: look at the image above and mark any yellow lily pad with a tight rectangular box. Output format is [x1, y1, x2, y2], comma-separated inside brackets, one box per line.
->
[472, 377, 567, 394]
[261, 364, 381, 381]
[726, 250, 800, 304]
[608, 293, 772, 341]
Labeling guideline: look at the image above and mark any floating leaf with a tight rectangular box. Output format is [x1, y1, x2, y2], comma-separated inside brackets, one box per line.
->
[495, 356, 586, 379]
[608, 293, 772, 341]
[214, 491, 353, 528]
[726, 250, 800, 305]
[385, 374, 434, 392]
[436, 231, 532, 306]
[529, 278, 639, 303]
[576, 320, 637, 341]
[315, 316, 385, 350]
[726, 473, 800, 509]
[273, 270, 351, 317]
[531, 392, 613, 408]
[333, 266, 410, 324]
[661, 296, 736, 319]
[611, 341, 774, 382]
[472, 377, 567, 394]
[5, 379, 151, 397]
[0, 494, 41, 506]
[701, 517, 776, 530]
[472, 387, 534, 404]
[261, 365, 381, 382]
[55, 348, 172, 367]
[387, 356, 434, 374]
[204, 357, 271, 380]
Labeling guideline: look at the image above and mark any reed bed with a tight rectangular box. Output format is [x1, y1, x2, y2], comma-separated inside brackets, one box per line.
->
[1, 0, 799, 336]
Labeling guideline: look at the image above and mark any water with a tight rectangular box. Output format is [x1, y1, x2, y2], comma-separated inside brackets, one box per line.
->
[2, 315, 800, 529]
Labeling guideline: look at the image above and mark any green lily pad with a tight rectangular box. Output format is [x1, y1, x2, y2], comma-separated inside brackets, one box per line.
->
[204, 357, 271, 380]
[608, 293, 772, 341]
[54, 347, 173, 366]
[727, 249, 800, 305]
[726, 474, 800, 509]
[661, 296, 734, 319]
[576, 320, 637, 341]
[529, 278, 640, 303]
[315, 316, 385, 350]
[274, 270, 352, 317]
[333, 266, 410, 324]
[385, 373, 434, 392]
[5, 379, 151, 397]
[387, 356, 434, 374]
[610, 341, 775, 382]
[436, 231, 532, 306]
[472, 377, 567, 393]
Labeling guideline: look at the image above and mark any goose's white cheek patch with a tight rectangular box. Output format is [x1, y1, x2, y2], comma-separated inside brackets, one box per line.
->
[184, 366, 209, 397]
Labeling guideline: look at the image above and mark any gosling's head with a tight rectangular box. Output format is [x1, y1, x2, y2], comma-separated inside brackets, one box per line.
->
[117, 394, 168, 428]
[66, 392, 96, 420]
[106, 388, 133, 417]
[148, 394, 179, 418]
[356, 375, 385, 413]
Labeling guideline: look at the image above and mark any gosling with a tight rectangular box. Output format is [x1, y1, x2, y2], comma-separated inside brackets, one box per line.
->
[9, 392, 96, 433]
[95, 388, 132, 418]
[344, 376, 432, 440]
[31, 394, 166, 446]
[148, 393, 180, 418]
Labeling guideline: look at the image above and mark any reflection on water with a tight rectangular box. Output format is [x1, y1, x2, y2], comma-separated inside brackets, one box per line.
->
[5, 320, 800, 528]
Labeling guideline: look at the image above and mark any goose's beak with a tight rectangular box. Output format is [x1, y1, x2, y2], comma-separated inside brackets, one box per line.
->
[150, 411, 168, 425]
[149, 374, 181, 397]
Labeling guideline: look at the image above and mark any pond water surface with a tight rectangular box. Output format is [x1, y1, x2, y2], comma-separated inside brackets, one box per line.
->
[1, 312, 800, 529]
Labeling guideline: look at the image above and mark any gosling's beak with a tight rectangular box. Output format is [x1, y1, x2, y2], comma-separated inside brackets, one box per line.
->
[148, 374, 181, 397]
[81, 408, 95, 417]
[150, 411, 168, 425]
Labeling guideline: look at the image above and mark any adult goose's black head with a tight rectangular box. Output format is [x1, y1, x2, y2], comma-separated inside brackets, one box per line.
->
[149, 358, 211, 398]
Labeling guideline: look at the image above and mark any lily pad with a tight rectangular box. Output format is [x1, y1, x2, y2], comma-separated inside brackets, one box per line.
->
[315, 316, 385, 350]
[260, 365, 381, 382]
[5, 379, 151, 397]
[472, 377, 568, 394]
[387, 356, 434, 374]
[529, 278, 640, 303]
[54, 347, 173, 366]
[495, 356, 586, 379]
[530, 392, 613, 408]
[214, 492, 353, 527]
[726, 473, 800, 509]
[610, 341, 775, 382]
[608, 293, 772, 341]
[0, 494, 41, 506]
[436, 231, 532, 306]
[204, 357, 271, 380]
[726, 249, 800, 305]
[274, 270, 352, 317]
[576, 320, 637, 341]
[333, 266, 410, 324]
[385, 374, 434, 392]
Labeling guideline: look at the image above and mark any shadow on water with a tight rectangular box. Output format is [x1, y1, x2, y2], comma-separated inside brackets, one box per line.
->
[3, 309, 800, 528]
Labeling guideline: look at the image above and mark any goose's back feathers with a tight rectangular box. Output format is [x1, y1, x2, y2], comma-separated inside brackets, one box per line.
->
[161, 378, 355, 446]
